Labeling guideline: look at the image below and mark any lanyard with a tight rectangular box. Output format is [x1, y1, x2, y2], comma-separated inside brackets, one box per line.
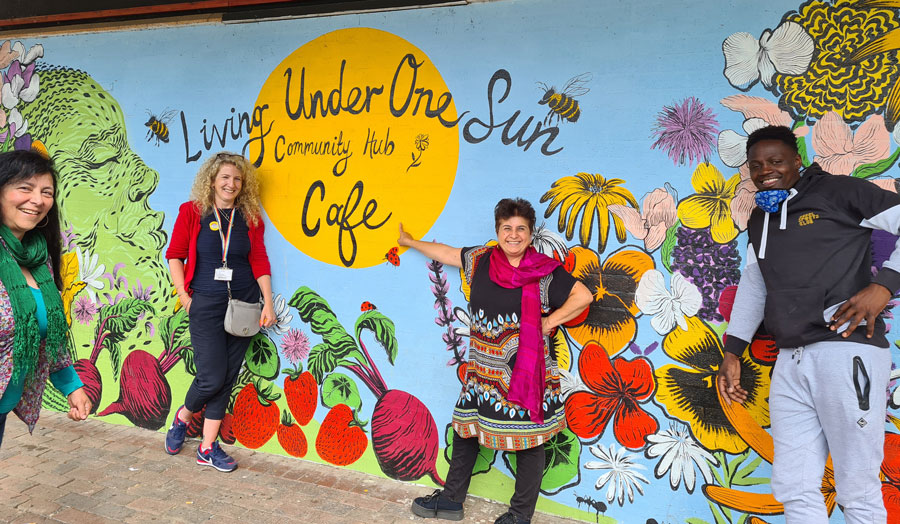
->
[213, 207, 236, 267]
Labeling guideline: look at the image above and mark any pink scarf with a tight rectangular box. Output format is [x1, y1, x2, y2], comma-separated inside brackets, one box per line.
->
[488, 246, 560, 423]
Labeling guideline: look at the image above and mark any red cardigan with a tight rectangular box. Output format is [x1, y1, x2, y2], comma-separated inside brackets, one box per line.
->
[165, 201, 271, 294]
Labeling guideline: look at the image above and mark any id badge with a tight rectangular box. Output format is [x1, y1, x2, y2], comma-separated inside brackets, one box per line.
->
[214, 267, 233, 281]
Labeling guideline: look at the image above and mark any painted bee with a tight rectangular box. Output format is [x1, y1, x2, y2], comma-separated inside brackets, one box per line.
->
[537, 72, 592, 125]
[144, 109, 178, 146]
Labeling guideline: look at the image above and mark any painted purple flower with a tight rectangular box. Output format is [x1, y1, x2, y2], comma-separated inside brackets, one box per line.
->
[651, 97, 719, 166]
[281, 328, 310, 365]
[73, 295, 98, 325]
[131, 279, 153, 301]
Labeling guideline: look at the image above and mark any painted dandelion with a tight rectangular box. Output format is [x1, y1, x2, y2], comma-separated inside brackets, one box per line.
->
[651, 97, 719, 166]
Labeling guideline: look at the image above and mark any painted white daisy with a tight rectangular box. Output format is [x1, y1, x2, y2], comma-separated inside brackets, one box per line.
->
[76, 246, 106, 301]
[584, 443, 649, 506]
[262, 293, 293, 335]
[645, 422, 717, 493]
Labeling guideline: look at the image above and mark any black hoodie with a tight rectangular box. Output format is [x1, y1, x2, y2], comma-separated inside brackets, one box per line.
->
[724, 164, 900, 353]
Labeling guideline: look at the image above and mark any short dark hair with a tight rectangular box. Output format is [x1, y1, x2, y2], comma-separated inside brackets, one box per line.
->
[0, 150, 63, 288]
[745, 125, 799, 155]
[494, 198, 536, 233]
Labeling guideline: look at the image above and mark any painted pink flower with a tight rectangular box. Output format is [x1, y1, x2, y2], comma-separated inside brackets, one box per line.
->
[73, 295, 97, 325]
[813, 112, 890, 176]
[281, 328, 310, 364]
[651, 97, 719, 166]
[729, 163, 755, 231]
[717, 95, 809, 168]
[609, 185, 678, 251]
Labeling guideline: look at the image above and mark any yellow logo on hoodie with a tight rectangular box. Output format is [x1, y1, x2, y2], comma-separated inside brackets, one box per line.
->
[798, 212, 819, 226]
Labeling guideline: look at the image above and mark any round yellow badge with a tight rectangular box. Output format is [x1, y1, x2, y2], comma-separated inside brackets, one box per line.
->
[210, 221, 220, 231]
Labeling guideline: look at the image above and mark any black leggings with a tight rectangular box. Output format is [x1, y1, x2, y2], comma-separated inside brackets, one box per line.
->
[442, 431, 545, 520]
[183, 287, 258, 420]
[0, 411, 7, 448]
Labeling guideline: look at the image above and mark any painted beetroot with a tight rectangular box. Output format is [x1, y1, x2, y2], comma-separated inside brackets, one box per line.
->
[97, 350, 171, 430]
[371, 389, 443, 484]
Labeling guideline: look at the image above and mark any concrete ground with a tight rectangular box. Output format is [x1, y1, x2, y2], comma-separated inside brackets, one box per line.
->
[0, 411, 587, 523]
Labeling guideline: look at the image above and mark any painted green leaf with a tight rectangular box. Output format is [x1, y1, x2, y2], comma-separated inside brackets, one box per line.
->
[355, 310, 398, 365]
[308, 342, 339, 383]
[94, 298, 155, 381]
[660, 220, 680, 274]
[289, 286, 362, 366]
[852, 148, 900, 178]
[244, 333, 280, 379]
[686, 518, 712, 524]
[504, 428, 581, 495]
[321, 372, 362, 410]
[444, 425, 495, 475]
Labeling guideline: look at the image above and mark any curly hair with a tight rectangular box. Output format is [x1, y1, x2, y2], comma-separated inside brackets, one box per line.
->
[745, 125, 799, 155]
[494, 197, 536, 233]
[189, 152, 262, 226]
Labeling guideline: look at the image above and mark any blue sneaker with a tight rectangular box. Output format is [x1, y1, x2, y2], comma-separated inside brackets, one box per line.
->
[164, 407, 188, 455]
[196, 441, 237, 472]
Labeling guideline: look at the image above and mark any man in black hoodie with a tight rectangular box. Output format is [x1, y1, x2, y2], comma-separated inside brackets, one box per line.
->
[718, 125, 898, 523]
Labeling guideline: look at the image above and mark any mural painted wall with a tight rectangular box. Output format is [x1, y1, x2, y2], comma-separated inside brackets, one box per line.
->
[7, 0, 900, 521]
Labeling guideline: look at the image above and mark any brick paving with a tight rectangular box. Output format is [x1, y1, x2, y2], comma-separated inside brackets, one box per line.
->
[0, 411, 586, 523]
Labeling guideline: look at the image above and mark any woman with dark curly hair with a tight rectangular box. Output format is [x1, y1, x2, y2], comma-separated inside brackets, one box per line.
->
[164, 152, 276, 472]
[400, 197, 592, 524]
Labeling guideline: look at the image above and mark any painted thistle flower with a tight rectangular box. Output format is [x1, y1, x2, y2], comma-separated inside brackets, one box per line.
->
[654, 316, 770, 454]
[771, 0, 900, 123]
[651, 97, 719, 166]
[541, 173, 638, 254]
[677, 163, 741, 244]
[645, 421, 717, 494]
[564, 342, 658, 450]
[73, 295, 98, 325]
[281, 328, 310, 365]
[584, 443, 649, 506]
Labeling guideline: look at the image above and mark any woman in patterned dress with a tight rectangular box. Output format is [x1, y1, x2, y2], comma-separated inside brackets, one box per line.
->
[400, 198, 591, 524]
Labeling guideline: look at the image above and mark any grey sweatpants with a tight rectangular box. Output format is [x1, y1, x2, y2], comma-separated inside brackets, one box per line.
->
[770, 340, 891, 524]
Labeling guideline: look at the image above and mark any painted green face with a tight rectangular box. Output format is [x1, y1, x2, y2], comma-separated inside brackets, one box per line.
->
[19, 67, 169, 307]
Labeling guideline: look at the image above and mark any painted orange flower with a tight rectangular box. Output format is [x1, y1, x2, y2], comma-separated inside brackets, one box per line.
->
[562, 246, 655, 356]
[564, 342, 658, 449]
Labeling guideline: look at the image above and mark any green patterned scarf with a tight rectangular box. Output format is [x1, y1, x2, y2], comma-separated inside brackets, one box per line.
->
[0, 225, 67, 382]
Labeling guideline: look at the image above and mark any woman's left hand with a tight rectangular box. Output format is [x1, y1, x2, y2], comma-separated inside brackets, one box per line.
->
[541, 316, 554, 336]
[66, 387, 92, 421]
[260, 302, 277, 328]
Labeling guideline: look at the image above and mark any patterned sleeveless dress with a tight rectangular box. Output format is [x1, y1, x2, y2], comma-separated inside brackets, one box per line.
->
[451, 246, 577, 451]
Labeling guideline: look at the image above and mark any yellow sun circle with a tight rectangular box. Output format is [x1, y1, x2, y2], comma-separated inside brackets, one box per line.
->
[252, 27, 460, 268]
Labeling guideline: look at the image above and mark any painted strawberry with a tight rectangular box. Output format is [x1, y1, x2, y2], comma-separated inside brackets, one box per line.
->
[186, 406, 206, 438]
[277, 410, 307, 458]
[232, 381, 280, 449]
[219, 413, 236, 444]
[316, 403, 367, 466]
[283, 369, 318, 426]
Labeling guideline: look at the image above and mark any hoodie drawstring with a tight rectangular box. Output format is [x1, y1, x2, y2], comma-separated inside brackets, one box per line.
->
[758, 188, 798, 260]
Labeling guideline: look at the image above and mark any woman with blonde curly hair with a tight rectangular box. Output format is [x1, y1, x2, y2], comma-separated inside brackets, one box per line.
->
[163, 152, 275, 472]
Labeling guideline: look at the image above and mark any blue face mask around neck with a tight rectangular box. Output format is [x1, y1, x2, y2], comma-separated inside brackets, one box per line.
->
[755, 189, 790, 213]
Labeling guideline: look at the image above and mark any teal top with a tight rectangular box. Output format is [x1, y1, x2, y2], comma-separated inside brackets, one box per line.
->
[0, 287, 82, 413]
